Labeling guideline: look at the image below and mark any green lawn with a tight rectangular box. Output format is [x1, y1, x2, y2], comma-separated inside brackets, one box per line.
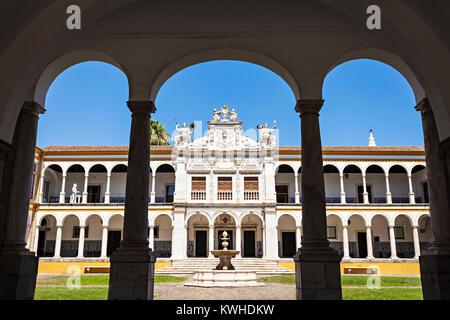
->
[35, 274, 187, 300]
[260, 274, 423, 300]
[261, 274, 421, 287]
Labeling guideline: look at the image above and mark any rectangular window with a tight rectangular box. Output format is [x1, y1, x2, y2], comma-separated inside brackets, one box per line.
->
[191, 177, 206, 200]
[217, 177, 232, 200]
[43, 181, 50, 203]
[244, 177, 259, 200]
[394, 226, 405, 239]
[327, 226, 337, 239]
[165, 185, 175, 203]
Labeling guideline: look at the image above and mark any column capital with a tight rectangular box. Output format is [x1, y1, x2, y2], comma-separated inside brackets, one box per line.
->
[236, 224, 241, 229]
[127, 101, 156, 114]
[414, 98, 432, 114]
[294, 99, 324, 115]
[22, 101, 46, 116]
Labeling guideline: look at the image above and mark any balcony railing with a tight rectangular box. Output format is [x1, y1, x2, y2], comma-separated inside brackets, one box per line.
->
[391, 193, 410, 204]
[244, 191, 259, 200]
[217, 191, 233, 200]
[191, 191, 206, 200]
[276, 193, 295, 204]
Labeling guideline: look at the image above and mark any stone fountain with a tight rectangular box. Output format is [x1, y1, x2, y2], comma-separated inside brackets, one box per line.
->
[185, 231, 264, 287]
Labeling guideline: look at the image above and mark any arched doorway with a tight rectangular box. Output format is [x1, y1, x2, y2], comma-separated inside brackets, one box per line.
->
[240, 213, 264, 258]
[214, 213, 236, 251]
[277, 214, 297, 258]
[186, 213, 210, 258]
[153, 214, 173, 258]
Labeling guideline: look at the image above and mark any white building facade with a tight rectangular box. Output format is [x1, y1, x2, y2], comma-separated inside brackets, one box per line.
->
[27, 107, 431, 263]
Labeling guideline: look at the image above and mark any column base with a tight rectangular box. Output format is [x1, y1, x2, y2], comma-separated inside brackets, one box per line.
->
[0, 247, 39, 300]
[108, 246, 156, 300]
[294, 241, 342, 300]
[419, 243, 450, 300]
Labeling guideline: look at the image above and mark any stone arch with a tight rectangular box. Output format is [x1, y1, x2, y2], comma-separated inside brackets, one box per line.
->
[82, 213, 105, 227]
[370, 213, 391, 227]
[106, 213, 124, 227]
[155, 163, 176, 172]
[348, 213, 369, 227]
[88, 164, 108, 174]
[275, 163, 296, 174]
[150, 48, 300, 103]
[365, 164, 387, 176]
[38, 214, 57, 227]
[150, 212, 174, 227]
[61, 213, 81, 227]
[394, 213, 414, 227]
[322, 48, 425, 103]
[111, 164, 128, 173]
[212, 211, 238, 225]
[237, 211, 265, 226]
[33, 49, 130, 107]
[185, 211, 212, 226]
[326, 213, 344, 226]
[276, 212, 300, 227]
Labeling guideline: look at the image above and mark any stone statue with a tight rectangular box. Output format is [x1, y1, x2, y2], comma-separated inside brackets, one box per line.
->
[175, 122, 193, 148]
[258, 122, 276, 148]
[230, 109, 238, 122]
[70, 184, 80, 204]
[221, 105, 230, 122]
[212, 109, 221, 122]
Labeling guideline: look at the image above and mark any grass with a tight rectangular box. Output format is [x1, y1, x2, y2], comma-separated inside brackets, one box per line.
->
[261, 274, 422, 287]
[342, 288, 423, 300]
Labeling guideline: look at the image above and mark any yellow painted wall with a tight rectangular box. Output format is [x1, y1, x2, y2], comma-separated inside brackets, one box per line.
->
[38, 261, 172, 274]
[278, 261, 421, 275]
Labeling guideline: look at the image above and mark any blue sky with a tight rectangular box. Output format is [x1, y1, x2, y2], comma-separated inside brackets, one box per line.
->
[38, 59, 423, 147]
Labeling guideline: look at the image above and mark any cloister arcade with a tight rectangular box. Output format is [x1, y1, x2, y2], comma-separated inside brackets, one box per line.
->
[0, 0, 448, 301]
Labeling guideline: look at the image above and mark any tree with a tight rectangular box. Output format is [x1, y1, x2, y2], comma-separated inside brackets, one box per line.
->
[150, 119, 171, 145]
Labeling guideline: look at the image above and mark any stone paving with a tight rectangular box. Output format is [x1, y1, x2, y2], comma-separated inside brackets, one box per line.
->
[154, 277, 296, 300]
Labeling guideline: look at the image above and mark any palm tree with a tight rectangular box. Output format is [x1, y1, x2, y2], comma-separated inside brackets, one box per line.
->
[150, 119, 171, 145]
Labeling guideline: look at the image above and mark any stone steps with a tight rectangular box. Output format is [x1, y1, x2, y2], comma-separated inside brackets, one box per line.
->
[156, 258, 294, 275]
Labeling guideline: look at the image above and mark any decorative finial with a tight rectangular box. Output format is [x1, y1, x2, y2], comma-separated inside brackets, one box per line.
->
[368, 129, 376, 147]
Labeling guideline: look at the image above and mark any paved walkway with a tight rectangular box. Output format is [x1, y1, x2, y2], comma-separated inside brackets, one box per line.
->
[155, 280, 296, 300]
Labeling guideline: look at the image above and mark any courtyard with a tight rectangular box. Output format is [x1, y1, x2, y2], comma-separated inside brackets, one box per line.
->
[34, 274, 423, 300]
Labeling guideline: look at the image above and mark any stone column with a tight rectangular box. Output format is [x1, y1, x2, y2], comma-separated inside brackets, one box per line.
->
[362, 174, 369, 204]
[236, 225, 241, 258]
[389, 225, 398, 259]
[0, 102, 44, 300]
[366, 225, 374, 259]
[339, 173, 346, 204]
[412, 225, 420, 259]
[54, 225, 62, 258]
[264, 207, 278, 260]
[82, 174, 89, 204]
[150, 172, 156, 203]
[262, 225, 266, 258]
[385, 174, 392, 204]
[59, 174, 66, 204]
[296, 226, 302, 249]
[294, 172, 300, 204]
[38, 168, 45, 203]
[77, 226, 85, 258]
[101, 225, 108, 258]
[104, 172, 111, 204]
[293, 100, 342, 300]
[408, 174, 416, 204]
[108, 101, 156, 300]
[149, 226, 154, 250]
[33, 226, 40, 254]
[208, 225, 214, 258]
[171, 207, 187, 260]
[416, 99, 450, 299]
[342, 225, 350, 260]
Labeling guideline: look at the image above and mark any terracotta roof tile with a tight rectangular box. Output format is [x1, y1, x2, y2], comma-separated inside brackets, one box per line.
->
[41, 145, 424, 153]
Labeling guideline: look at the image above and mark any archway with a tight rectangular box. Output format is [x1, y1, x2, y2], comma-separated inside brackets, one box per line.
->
[343, 165, 364, 204]
[84, 214, 103, 257]
[106, 215, 124, 257]
[60, 214, 81, 257]
[323, 165, 340, 203]
[326, 214, 343, 255]
[35, 215, 57, 257]
[110, 164, 127, 203]
[394, 214, 415, 259]
[213, 213, 237, 252]
[277, 214, 297, 258]
[389, 165, 410, 204]
[153, 214, 173, 258]
[275, 165, 296, 204]
[371, 214, 391, 258]
[347, 214, 368, 258]
[155, 164, 175, 204]
[186, 213, 211, 258]
[240, 213, 264, 258]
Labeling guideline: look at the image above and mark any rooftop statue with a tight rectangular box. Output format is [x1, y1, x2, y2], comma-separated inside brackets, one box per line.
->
[257, 121, 277, 148]
[174, 122, 193, 148]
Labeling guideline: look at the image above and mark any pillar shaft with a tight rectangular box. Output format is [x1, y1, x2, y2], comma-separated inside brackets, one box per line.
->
[294, 100, 342, 300]
[362, 175, 369, 204]
[82, 175, 89, 203]
[408, 175, 416, 204]
[294, 173, 300, 204]
[389, 226, 398, 258]
[413, 226, 420, 259]
[339, 174, 346, 204]
[101, 226, 108, 258]
[104, 174, 111, 204]
[385, 175, 392, 204]
[366, 226, 374, 259]
[108, 101, 156, 301]
[38, 168, 45, 203]
[208, 225, 214, 258]
[77, 226, 85, 258]
[151, 172, 156, 203]
[416, 99, 450, 299]
[342, 226, 350, 259]
[296, 226, 302, 249]
[54, 226, 62, 258]
[236, 225, 241, 258]
[59, 175, 66, 203]
[149, 226, 154, 250]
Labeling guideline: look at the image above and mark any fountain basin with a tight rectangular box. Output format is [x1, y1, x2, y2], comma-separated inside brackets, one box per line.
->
[184, 270, 265, 287]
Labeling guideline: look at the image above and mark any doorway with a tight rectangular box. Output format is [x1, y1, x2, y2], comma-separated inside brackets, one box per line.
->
[37, 230, 46, 257]
[87, 185, 101, 203]
[357, 232, 368, 258]
[243, 230, 256, 257]
[282, 232, 296, 258]
[195, 230, 207, 257]
[107, 231, 121, 256]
